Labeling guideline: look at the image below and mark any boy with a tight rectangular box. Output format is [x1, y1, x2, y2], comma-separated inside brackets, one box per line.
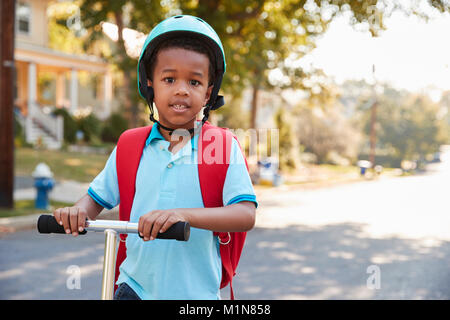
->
[53, 15, 257, 300]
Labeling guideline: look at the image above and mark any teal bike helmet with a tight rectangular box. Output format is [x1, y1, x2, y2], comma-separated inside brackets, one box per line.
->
[137, 15, 226, 134]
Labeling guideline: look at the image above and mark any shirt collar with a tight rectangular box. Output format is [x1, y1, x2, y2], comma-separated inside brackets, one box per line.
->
[145, 122, 201, 150]
[145, 123, 165, 146]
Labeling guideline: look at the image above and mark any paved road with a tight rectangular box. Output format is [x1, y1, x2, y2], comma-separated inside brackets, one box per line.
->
[2, 149, 450, 299]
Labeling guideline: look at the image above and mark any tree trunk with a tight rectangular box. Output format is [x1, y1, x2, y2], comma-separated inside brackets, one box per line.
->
[369, 100, 377, 167]
[249, 77, 262, 163]
[250, 81, 260, 130]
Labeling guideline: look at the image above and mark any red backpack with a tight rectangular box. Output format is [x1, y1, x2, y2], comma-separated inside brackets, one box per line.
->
[115, 121, 249, 299]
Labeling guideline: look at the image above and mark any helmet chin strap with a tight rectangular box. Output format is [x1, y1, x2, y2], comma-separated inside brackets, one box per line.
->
[149, 111, 202, 136]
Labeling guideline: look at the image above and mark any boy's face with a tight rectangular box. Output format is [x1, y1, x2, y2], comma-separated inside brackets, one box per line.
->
[147, 47, 213, 131]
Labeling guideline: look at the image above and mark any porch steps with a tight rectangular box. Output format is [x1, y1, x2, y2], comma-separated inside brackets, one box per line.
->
[28, 121, 62, 150]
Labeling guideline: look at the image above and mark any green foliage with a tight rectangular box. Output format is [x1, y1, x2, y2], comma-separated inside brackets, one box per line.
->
[216, 95, 249, 129]
[0, 200, 73, 218]
[362, 92, 448, 163]
[13, 113, 31, 148]
[295, 101, 362, 164]
[52, 108, 78, 144]
[69, 0, 450, 170]
[274, 108, 298, 171]
[13, 113, 23, 138]
[101, 113, 129, 143]
[47, 2, 86, 55]
[77, 113, 102, 142]
[79, 0, 169, 128]
[52, 109, 129, 144]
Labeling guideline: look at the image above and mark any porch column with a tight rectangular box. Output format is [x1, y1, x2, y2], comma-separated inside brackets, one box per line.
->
[25, 62, 37, 143]
[27, 62, 37, 114]
[70, 68, 78, 114]
[55, 72, 66, 108]
[102, 70, 112, 118]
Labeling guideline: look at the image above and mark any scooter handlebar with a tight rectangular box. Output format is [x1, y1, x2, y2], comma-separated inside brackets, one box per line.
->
[37, 214, 87, 235]
[37, 215, 190, 241]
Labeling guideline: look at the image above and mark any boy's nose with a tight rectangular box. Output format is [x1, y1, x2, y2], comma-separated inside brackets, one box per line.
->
[174, 82, 189, 96]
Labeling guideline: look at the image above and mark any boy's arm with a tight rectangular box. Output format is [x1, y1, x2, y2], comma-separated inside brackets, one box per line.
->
[138, 202, 256, 241]
[53, 193, 104, 236]
[182, 202, 256, 232]
[74, 193, 105, 220]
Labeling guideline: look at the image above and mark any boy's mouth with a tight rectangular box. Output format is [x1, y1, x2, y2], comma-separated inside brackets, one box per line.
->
[170, 104, 190, 111]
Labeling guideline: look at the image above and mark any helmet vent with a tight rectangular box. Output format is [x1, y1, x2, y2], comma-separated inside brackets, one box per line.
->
[174, 15, 183, 19]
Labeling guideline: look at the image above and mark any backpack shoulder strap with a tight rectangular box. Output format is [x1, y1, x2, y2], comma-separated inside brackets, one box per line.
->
[114, 125, 152, 292]
[198, 122, 248, 300]
[116, 125, 152, 221]
[197, 122, 232, 207]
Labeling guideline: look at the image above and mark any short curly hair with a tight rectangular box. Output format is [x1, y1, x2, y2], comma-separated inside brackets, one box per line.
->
[144, 36, 216, 86]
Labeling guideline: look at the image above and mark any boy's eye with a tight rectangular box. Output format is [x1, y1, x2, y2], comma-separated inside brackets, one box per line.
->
[189, 80, 201, 86]
[164, 77, 175, 84]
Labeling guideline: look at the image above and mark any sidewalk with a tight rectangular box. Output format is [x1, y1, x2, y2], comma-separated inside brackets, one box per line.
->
[0, 180, 119, 232]
[14, 180, 90, 203]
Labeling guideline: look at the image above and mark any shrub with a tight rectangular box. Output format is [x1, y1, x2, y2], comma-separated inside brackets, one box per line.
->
[101, 113, 129, 143]
[77, 113, 102, 142]
[52, 108, 77, 144]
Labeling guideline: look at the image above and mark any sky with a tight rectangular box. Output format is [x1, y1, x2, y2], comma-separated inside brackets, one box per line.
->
[302, 10, 450, 98]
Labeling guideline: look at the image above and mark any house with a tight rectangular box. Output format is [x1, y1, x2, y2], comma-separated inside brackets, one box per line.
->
[14, 0, 114, 149]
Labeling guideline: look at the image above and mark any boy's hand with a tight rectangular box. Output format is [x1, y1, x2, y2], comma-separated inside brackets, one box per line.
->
[53, 206, 88, 236]
[138, 209, 187, 241]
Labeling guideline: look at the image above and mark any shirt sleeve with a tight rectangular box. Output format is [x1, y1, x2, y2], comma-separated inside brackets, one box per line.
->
[87, 147, 120, 210]
[222, 138, 258, 208]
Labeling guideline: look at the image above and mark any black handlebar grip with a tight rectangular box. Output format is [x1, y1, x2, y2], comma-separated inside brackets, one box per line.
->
[37, 215, 87, 235]
[139, 222, 190, 241]
[159, 221, 190, 241]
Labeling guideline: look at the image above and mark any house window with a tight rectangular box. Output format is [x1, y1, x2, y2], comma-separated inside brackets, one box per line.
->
[17, 2, 31, 34]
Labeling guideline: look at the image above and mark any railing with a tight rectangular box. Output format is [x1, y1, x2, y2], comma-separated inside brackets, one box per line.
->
[26, 103, 64, 147]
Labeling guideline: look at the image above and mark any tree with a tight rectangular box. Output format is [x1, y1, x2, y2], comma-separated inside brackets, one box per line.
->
[178, 0, 324, 129]
[47, 2, 86, 55]
[440, 90, 450, 139]
[376, 94, 447, 162]
[274, 107, 298, 171]
[357, 85, 449, 166]
[79, 0, 167, 128]
[295, 101, 361, 164]
[75, 0, 450, 132]
[178, 0, 450, 130]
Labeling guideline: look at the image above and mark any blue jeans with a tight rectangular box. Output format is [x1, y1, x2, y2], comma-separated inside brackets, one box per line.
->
[114, 282, 141, 300]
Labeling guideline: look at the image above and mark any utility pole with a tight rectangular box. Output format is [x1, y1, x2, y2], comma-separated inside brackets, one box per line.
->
[369, 64, 377, 168]
[0, 0, 16, 208]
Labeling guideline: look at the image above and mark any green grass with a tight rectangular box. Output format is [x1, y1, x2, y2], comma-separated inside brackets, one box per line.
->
[0, 200, 73, 218]
[15, 147, 109, 183]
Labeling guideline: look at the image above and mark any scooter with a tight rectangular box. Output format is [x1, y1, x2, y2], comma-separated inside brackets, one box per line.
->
[37, 214, 190, 300]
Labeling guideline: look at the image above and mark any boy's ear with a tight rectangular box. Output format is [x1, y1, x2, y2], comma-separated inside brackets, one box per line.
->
[147, 79, 153, 87]
[204, 85, 213, 105]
